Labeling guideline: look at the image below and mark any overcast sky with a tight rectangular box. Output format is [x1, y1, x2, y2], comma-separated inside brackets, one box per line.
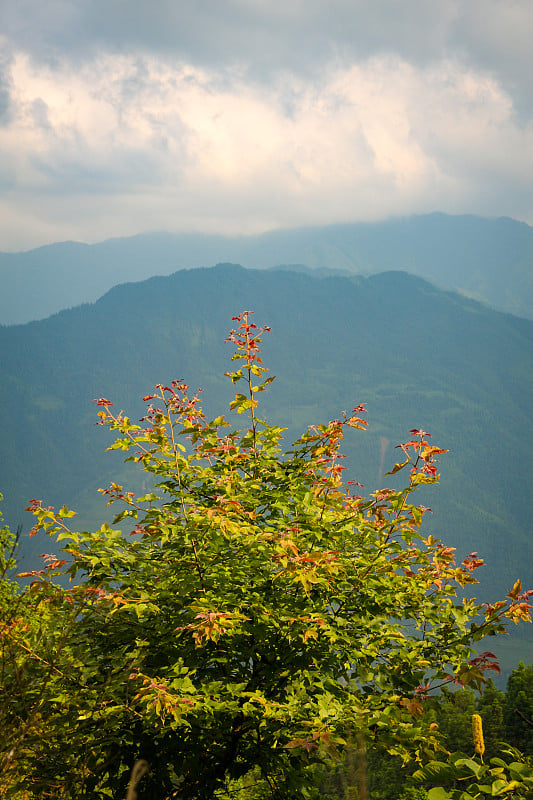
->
[0, 0, 532, 251]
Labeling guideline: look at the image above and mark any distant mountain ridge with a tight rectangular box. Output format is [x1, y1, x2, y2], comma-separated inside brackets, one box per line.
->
[1, 213, 532, 324]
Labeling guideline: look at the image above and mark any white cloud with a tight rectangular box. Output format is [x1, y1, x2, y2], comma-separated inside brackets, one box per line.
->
[0, 48, 531, 250]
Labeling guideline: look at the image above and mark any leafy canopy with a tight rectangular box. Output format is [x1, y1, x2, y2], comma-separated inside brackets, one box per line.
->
[2, 312, 531, 799]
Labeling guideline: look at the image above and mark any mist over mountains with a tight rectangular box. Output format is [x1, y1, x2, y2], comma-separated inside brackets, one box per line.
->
[1, 213, 532, 325]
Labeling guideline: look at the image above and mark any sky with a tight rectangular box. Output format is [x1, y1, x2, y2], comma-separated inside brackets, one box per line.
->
[0, 0, 532, 251]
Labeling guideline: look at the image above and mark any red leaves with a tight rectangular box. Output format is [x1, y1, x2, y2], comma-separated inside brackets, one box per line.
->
[346, 403, 368, 430]
[155, 385, 176, 395]
[462, 552, 484, 571]
[39, 553, 68, 570]
[231, 311, 253, 322]
[397, 430, 434, 452]
[16, 569, 48, 578]
[284, 729, 336, 755]
[98, 483, 136, 506]
[482, 600, 506, 619]
[421, 463, 438, 477]
[468, 651, 501, 675]
[17, 552, 68, 577]
[225, 311, 272, 370]
[393, 428, 448, 486]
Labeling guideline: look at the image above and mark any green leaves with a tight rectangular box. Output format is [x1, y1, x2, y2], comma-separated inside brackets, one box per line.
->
[428, 788, 452, 800]
[229, 392, 257, 413]
[2, 313, 531, 799]
[414, 749, 533, 800]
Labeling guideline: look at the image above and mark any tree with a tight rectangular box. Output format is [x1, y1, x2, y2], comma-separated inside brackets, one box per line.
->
[0, 497, 87, 798]
[1, 312, 531, 799]
[504, 662, 533, 753]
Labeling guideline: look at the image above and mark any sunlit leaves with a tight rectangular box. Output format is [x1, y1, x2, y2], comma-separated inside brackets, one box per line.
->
[414, 747, 533, 799]
[1, 313, 531, 799]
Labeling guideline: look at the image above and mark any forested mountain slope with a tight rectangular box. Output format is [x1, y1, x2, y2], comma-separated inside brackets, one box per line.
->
[1, 265, 531, 670]
[0, 213, 531, 324]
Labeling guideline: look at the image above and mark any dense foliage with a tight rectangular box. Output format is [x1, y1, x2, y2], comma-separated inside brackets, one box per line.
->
[2, 267, 532, 647]
[1, 313, 531, 798]
[321, 670, 533, 799]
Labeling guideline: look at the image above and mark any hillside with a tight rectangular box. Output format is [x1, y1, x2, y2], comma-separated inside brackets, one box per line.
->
[1, 265, 531, 673]
[0, 214, 532, 324]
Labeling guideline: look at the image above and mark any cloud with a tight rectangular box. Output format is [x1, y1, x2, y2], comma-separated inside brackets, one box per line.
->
[0, 1, 531, 249]
[0, 46, 14, 125]
[2, 1, 532, 92]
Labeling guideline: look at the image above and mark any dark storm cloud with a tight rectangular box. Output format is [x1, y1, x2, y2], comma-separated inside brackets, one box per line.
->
[2, 0, 532, 103]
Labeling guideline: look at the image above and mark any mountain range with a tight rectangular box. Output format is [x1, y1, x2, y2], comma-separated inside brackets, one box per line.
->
[1, 213, 532, 325]
[0, 263, 531, 676]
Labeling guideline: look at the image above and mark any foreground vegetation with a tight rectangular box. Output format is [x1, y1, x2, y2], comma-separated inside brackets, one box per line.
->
[2, 266, 532, 624]
[1, 313, 531, 798]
